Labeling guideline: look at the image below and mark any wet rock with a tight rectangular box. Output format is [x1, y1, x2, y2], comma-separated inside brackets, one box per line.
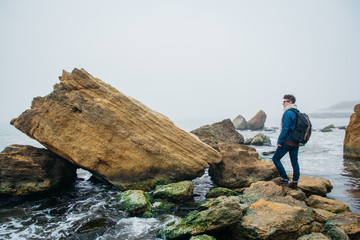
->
[344, 104, 360, 159]
[0, 144, 77, 196]
[325, 212, 360, 240]
[115, 190, 151, 216]
[153, 181, 194, 202]
[190, 119, 244, 147]
[76, 217, 116, 235]
[325, 226, 350, 240]
[241, 181, 308, 208]
[321, 124, 335, 132]
[296, 175, 333, 196]
[205, 187, 239, 198]
[313, 208, 336, 223]
[233, 199, 315, 240]
[297, 232, 330, 240]
[247, 110, 267, 130]
[232, 115, 247, 130]
[306, 195, 351, 213]
[189, 234, 216, 240]
[10, 69, 221, 191]
[142, 211, 155, 218]
[151, 200, 176, 213]
[244, 133, 271, 146]
[209, 143, 278, 188]
[159, 196, 245, 240]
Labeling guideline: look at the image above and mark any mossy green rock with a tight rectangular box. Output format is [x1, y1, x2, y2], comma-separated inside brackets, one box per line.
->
[205, 187, 238, 198]
[152, 200, 176, 212]
[158, 196, 245, 239]
[115, 190, 151, 215]
[190, 234, 217, 240]
[153, 181, 194, 202]
[245, 133, 271, 146]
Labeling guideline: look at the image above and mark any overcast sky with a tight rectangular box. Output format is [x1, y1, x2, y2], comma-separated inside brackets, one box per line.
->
[1, 0, 359, 129]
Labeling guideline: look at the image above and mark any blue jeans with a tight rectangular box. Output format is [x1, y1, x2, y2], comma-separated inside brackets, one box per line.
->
[272, 144, 300, 182]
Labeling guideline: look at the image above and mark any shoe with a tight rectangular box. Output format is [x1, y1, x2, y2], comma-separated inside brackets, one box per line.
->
[288, 182, 298, 190]
[273, 178, 289, 186]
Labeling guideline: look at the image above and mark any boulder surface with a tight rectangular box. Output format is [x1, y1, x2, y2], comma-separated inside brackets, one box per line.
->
[0, 144, 77, 196]
[232, 114, 247, 130]
[11, 69, 221, 191]
[247, 110, 267, 130]
[209, 143, 278, 188]
[344, 104, 360, 159]
[190, 119, 244, 147]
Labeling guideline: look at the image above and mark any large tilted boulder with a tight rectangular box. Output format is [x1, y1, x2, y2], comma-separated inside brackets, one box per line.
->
[209, 143, 278, 189]
[190, 119, 244, 148]
[10, 69, 221, 191]
[344, 104, 360, 159]
[247, 110, 267, 130]
[0, 144, 77, 196]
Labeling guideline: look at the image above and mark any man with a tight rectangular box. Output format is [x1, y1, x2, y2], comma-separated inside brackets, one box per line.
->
[272, 94, 299, 189]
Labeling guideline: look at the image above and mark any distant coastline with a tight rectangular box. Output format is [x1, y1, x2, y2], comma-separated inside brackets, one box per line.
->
[310, 100, 359, 119]
[309, 112, 352, 119]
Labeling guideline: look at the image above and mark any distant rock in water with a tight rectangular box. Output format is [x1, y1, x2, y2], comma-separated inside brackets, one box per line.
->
[232, 110, 267, 130]
[344, 104, 360, 160]
[244, 133, 271, 146]
[247, 110, 267, 130]
[10, 69, 221, 191]
[190, 119, 244, 147]
[0, 145, 77, 196]
[232, 115, 247, 130]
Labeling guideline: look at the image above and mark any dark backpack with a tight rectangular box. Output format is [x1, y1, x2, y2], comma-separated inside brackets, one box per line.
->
[288, 108, 312, 144]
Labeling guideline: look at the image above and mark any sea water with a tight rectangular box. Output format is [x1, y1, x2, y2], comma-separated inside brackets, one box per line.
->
[0, 117, 359, 239]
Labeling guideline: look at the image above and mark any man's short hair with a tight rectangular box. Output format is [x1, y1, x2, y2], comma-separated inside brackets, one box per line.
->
[283, 94, 296, 103]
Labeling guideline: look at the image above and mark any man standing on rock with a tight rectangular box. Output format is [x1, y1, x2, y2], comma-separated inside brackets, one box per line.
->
[272, 94, 299, 189]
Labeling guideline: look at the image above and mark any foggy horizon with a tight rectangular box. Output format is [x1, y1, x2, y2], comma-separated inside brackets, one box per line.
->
[1, 1, 359, 128]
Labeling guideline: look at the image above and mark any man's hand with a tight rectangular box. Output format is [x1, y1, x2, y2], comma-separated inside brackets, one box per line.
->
[277, 143, 282, 147]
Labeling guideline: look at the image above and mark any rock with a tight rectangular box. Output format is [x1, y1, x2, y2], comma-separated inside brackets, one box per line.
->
[233, 199, 315, 240]
[0, 144, 77, 196]
[344, 104, 360, 159]
[325, 226, 350, 240]
[159, 196, 245, 239]
[246, 110, 267, 130]
[10, 69, 221, 191]
[244, 133, 271, 146]
[76, 217, 116, 235]
[232, 115, 247, 130]
[295, 175, 333, 196]
[325, 212, 360, 239]
[190, 119, 244, 147]
[115, 190, 151, 216]
[205, 187, 239, 198]
[151, 200, 176, 212]
[209, 143, 278, 188]
[241, 181, 308, 208]
[297, 233, 331, 240]
[321, 125, 334, 132]
[313, 208, 336, 223]
[306, 195, 351, 213]
[153, 181, 194, 202]
[142, 211, 155, 218]
[189, 234, 216, 240]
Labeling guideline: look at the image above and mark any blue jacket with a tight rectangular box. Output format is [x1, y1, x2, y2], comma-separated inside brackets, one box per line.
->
[277, 109, 297, 145]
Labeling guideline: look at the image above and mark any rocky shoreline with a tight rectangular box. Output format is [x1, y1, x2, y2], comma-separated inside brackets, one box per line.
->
[1, 69, 359, 239]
